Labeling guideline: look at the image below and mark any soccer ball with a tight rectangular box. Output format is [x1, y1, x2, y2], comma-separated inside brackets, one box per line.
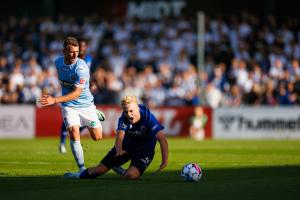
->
[181, 163, 202, 182]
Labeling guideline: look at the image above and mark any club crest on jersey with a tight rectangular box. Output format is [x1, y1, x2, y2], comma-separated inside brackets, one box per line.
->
[120, 122, 127, 129]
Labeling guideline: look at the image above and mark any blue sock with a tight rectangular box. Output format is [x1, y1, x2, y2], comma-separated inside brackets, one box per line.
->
[60, 124, 68, 145]
[79, 127, 84, 132]
[79, 169, 97, 179]
[70, 140, 85, 170]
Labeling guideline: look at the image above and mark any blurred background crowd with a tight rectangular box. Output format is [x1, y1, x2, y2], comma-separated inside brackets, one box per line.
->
[1, 9, 300, 108]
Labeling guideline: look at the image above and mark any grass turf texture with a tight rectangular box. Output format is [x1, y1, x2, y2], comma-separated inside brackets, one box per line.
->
[0, 138, 300, 200]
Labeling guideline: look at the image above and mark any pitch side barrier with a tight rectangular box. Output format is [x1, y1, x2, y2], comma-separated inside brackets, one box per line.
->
[2, 105, 300, 139]
[0, 105, 35, 138]
[214, 107, 300, 139]
[35, 106, 300, 139]
[35, 105, 212, 138]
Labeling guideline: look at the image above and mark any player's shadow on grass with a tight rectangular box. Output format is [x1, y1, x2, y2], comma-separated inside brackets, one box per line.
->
[145, 164, 300, 182]
[0, 166, 300, 200]
[0, 165, 299, 182]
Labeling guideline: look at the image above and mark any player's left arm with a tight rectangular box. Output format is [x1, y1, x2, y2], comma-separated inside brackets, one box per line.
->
[156, 131, 168, 171]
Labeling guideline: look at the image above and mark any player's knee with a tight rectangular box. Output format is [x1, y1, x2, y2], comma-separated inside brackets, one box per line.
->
[92, 133, 102, 141]
[90, 129, 102, 141]
[69, 132, 80, 141]
[123, 172, 140, 180]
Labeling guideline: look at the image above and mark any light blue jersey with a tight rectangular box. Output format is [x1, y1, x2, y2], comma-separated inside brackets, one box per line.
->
[55, 56, 94, 108]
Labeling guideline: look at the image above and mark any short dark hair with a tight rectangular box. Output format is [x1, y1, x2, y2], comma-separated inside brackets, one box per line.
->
[63, 37, 79, 49]
[78, 37, 87, 43]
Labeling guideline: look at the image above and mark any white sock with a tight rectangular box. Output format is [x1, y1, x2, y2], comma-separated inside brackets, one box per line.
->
[70, 140, 85, 170]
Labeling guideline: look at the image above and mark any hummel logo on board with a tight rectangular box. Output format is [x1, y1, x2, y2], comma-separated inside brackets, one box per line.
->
[219, 115, 235, 130]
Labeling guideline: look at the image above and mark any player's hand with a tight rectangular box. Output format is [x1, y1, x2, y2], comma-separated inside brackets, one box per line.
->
[154, 162, 167, 175]
[159, 161, 168, 171]
[115, 149, 127, 157]
[38, 94, 56, 107]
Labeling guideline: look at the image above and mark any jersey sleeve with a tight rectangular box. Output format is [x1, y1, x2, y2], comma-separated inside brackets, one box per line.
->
[74, 62, 89, 88]
[116, 115, 128, 132]
[148, 111, 164, 135]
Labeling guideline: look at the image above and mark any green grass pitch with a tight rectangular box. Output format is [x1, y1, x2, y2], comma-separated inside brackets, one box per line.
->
[0, 138, 300, 200]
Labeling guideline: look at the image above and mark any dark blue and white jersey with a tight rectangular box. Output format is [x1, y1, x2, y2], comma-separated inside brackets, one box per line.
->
[55, 56, 94, 108]
[116, 104, 164, 153]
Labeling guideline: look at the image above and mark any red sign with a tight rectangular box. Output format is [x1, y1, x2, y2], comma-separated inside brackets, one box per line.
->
[35, 105, 212, 138]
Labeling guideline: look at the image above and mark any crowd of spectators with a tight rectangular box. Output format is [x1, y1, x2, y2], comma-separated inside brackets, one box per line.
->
[1, 12, 300, 108]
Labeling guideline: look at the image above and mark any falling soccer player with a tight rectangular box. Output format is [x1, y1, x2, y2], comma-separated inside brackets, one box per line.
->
[64, 95, 169, 179]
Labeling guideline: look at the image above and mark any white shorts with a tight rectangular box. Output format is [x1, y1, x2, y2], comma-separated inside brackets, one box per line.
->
[61, 105, 102, 129]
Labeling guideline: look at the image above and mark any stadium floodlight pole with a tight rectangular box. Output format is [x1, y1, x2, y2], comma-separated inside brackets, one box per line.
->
[197, 11, 205, 105]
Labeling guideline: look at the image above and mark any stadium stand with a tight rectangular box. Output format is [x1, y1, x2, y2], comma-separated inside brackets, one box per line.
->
[1, 12, 300, 107]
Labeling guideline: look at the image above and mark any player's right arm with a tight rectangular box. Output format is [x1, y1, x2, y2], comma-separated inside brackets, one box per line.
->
[114, 130, 126, 156]
[39, 86, 82, 107]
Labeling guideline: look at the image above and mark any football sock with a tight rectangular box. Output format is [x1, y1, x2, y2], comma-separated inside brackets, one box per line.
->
[60, 130, 68, 145]
[79, 169, 97, 179]
[70, 140, 85, 170]
[112, 166, 126, 176]
[60, 124, 68, 145]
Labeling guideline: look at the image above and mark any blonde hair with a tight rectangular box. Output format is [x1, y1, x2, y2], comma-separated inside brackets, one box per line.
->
[121, 95, 138, 107]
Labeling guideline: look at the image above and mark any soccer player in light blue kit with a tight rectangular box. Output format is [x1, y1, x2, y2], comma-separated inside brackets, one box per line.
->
[64, 95, 169, 179]
[58, 38, 104, 154]
[39, 37, 104, 172]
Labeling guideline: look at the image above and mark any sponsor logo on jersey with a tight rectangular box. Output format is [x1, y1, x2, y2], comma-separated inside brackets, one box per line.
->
[80, 79, 86, 84]
[59, 80, 74, 89]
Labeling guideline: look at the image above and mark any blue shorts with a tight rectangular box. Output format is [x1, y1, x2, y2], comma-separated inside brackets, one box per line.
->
[101, 147, 154, 175]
